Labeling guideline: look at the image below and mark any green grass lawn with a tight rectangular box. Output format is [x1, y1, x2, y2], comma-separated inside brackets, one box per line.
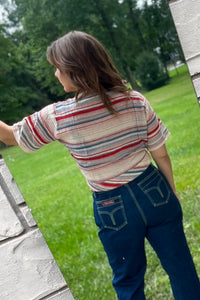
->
[1, 65, 200, 299]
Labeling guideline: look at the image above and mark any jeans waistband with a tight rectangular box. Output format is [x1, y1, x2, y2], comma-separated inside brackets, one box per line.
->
[129, 163, 156, 185]
[93, 164, 157, 198]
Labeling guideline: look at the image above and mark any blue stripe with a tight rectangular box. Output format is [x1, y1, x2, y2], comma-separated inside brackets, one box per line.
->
[67, 129, 146, 152]
[56, 105, 144, 131]
[21, 132, 40, 151]
[37, 115, 55, 141]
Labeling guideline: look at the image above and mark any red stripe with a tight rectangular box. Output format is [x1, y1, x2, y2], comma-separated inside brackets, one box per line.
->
[55, 97, 130, 121]
[100, 182, 122, 188]
[27, 116, 47, 145]
[56, 104, 104, 120]
[148, 123, 160, 136]
[71, 140, 145, 161]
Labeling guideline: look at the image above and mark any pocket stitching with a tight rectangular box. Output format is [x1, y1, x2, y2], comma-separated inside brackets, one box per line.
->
[96, 196, 128, 231]
[138, 175, 171, 207]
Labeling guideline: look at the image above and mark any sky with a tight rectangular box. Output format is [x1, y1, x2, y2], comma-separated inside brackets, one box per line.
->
[0, 0, 16, 23]
[0, 6, 5, 22]
[0, 1, 10, 23]
[137, 0, 151, 6]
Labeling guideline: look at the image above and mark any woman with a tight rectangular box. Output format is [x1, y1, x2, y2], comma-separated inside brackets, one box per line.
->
[1, 31, 200, 299]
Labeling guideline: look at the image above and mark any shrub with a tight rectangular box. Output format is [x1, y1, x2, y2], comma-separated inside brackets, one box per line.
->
[135, 51, 169, 91]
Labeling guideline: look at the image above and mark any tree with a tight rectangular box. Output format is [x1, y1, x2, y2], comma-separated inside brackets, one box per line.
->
[91, 0, 141, 89]
[0, 24, 49, 123]
[141, 0, 184, 73]
[0, 0, 184, 121]
[15, 0, 142, 89]
[126, 0, 147, 50]
[135, 51, 169, 90]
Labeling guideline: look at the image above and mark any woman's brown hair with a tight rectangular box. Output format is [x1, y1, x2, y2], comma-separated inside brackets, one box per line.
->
[47, 31, 130, 114]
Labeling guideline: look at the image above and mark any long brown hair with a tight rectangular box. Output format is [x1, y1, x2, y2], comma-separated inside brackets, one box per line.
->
[47, 31, 130, 114]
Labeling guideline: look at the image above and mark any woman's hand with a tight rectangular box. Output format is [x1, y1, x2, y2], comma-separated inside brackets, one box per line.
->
[150, 144, 181, 204]
[0, 121, 18, 146]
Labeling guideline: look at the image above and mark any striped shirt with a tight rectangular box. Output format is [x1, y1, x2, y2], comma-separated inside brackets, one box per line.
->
[13, 91, 170, 191]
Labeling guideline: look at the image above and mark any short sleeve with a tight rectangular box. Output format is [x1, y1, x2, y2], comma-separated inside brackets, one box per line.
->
[13, 104, 57, 153]
[145, 98, 170, 151]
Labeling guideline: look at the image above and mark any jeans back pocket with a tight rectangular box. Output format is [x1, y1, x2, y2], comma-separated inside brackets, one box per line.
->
[95, 195, 128, 231]
[138, 170, 171, 207]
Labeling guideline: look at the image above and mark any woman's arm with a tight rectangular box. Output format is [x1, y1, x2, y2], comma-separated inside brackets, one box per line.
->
[0, 121, 18, 146]
[150, 144, 180, 202]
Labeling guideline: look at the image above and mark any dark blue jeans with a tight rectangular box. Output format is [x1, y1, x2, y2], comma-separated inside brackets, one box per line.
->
[93, 164, 200, 300]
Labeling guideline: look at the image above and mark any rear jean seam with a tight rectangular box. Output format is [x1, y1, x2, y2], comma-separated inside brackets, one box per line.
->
[125, 183, 147, 226]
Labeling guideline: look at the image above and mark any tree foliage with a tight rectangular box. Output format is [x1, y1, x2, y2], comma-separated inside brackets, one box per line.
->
[0, 25, 50, 123]
[0, 0, 183, 123]
[135, 51, 169, 90]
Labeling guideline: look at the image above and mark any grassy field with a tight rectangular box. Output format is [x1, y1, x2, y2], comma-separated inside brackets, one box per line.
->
[1, 65, 200, 299]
